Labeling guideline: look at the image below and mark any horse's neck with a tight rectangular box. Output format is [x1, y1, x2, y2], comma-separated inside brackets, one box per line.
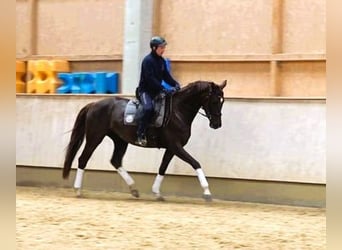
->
[174, 86, 207, 124]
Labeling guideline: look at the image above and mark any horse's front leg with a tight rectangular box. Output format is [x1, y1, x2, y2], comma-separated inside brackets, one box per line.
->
[152, 149, 174, 201]
[173, 146, 213, 202]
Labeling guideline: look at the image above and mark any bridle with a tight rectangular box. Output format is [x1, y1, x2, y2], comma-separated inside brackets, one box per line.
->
[198, 84, 224, 120]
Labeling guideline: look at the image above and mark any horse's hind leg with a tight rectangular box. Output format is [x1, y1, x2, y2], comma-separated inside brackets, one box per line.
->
[74, 134, 105, 197]
[109, 133, 139, 198]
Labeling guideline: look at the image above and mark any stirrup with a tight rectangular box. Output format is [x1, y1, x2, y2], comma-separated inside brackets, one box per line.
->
[135, 135, 147, 146]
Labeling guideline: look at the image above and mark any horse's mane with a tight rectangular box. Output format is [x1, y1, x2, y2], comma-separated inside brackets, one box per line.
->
[179, 80, 212, 93]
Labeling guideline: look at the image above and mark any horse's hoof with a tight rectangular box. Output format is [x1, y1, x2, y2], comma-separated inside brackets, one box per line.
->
[202, 194, 213, 202]
[74, 188, 82, 197]
[156, 195, 165, 201]
[154, 193, 165, 201]
[130, 189, 140, 198]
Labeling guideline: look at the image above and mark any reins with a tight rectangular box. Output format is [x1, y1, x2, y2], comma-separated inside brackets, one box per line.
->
[162, 94, 173, 127]
[198, 84, 213, 119]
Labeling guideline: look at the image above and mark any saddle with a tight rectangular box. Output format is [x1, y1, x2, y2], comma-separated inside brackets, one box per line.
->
[124, 93, 170, 128]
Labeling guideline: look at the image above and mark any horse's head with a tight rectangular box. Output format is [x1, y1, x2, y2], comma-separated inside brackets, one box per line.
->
[202, 80, 227, 129]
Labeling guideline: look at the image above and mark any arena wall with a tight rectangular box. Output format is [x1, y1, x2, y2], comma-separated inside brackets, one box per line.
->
[16, 166, 325, 207]
[16, 95, 325, 207]
[16, 95, 325, 184]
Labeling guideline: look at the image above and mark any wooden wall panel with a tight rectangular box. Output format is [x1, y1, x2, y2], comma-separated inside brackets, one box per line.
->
[280, 61, 326, 97]
[70, 61, 122, 73]
[36, 0, 125, 55]
[16, 0, 30, 57]
[282, 0, 326, 53]
[16, 0, 326, 97]
[171, 62, 271, 97]
[158, 0, 273, 55]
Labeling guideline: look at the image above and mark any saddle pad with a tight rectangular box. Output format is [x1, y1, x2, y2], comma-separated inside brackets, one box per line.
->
[124, 96, 166, 128]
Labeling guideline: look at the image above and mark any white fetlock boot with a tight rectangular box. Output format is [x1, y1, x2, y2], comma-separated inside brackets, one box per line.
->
[74, 168, 84, 197]
[117, 167, 139, 198]
[196, 168, 212, 202]
[152, 174, 165, 201]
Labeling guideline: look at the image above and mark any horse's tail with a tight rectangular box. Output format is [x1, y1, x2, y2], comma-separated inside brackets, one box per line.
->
[62, 103, 92, 179]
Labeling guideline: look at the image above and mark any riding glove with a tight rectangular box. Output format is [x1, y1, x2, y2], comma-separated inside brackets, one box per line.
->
[163, 87, 177, 94]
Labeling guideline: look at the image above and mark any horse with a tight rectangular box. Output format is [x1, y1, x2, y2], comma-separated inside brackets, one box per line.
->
[62, 80, 227, 201]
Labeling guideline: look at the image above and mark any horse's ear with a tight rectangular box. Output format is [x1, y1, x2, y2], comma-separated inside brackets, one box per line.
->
[219, 80, 227, 89]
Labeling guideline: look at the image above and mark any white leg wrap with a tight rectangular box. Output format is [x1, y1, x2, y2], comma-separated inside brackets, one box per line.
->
[74, 168, 84, 189]
[196, 168, 211, 195]
[117, 167, 135, 186]
[152, 174, 164, 194]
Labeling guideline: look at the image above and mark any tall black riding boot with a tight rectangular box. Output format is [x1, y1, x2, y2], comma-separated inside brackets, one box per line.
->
[136, 122, 147, 146]
[135, 105, 153, 146]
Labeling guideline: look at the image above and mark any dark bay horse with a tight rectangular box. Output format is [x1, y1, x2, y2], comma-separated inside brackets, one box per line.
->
[62, 80, 227, 201]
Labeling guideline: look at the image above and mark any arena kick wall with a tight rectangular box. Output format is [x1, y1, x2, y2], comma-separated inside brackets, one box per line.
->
[16, 95, 326, 207]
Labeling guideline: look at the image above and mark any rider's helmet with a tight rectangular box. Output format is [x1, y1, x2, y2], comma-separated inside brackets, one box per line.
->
[150, 36, 167, 49]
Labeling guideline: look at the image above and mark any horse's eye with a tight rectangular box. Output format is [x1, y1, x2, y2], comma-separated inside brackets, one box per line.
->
[213, 97, 223, 105]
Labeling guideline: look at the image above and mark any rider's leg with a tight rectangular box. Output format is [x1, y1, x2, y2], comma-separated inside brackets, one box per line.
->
[136, 92, 154, 145]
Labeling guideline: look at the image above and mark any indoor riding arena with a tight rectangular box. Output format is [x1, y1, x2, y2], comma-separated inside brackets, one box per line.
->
[16, 0, 326, 249]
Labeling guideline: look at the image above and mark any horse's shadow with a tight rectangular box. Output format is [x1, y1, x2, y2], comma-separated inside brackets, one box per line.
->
[66, 189, 224, 207]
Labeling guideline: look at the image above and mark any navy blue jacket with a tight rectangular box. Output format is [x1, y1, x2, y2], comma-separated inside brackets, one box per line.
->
[138, 51, 179, 98]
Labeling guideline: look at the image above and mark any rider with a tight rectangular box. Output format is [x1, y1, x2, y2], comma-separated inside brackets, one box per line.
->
[135, 36, 181, 146]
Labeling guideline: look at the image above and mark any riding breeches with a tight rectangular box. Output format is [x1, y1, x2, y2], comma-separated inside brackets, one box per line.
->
[137, 92, 154, 136]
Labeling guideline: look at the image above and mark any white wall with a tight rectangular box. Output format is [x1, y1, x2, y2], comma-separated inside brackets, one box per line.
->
[16, 95, 325, 184]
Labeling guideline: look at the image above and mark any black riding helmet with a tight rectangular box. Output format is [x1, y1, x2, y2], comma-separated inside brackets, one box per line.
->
[150, 36, 167, 49]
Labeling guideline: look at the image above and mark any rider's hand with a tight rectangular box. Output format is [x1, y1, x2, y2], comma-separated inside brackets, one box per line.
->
[169, 87, 177, 93]
[163, 87, 176, 95]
